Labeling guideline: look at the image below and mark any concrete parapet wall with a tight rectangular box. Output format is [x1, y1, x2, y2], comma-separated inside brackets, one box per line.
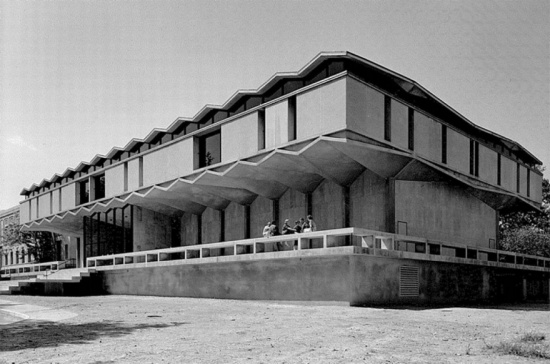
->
[98, 250, 549, 306]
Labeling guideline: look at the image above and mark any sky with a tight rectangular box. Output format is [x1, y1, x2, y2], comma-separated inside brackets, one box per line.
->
[0, 0, 549, 211]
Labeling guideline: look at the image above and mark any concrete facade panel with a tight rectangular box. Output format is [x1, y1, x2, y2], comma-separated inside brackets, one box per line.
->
[346, 78, 385, 140]
[500, 156, 517, 192]
[478, 145, 498, 185]
[519, 165, 528, 197]
[265, 100, 289, 149]
[224, 202, 245, 242]
[133, 207, 172, 252]
[414, 112, 441, 162]
[61, 184, 76, 211]
[395, 181, 496, 247]
[390, 99, 408, 149]
[105, 164, 125, 197]
[52, 189, 61, 214]
[530, 172, 543, 203]
[350, 170, 388, 232]
[250, 196, 272, 238]
[127, 158, 141, 191]
[278, 189, 307, 227]
[201, 207, 221, 244]
[19, 201, 30, 224]
[446, 128, 470, 174]
[143, 139, 194, 187]
[38, 193, 50, 218]
[296, 77, 347, 139]
[222, 112, 259, 162]
[312, 179, 344, 230]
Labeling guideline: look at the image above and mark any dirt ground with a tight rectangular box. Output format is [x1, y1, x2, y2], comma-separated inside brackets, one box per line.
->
[0, 295, 549, 364]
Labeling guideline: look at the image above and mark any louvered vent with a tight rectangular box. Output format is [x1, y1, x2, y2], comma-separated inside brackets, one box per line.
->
[399, 265, 419, 297]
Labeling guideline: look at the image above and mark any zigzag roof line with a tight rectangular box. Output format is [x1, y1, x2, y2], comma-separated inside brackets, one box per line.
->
[21, 51, 541, 196]
[22, 135, 539, 232]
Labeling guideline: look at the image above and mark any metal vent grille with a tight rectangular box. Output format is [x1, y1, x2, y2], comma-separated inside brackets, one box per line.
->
[399, 266, 419, 297]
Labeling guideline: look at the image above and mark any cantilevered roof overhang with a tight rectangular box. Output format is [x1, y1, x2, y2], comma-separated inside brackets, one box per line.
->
[21, 51, 541, 197]
[22, 132, 540, 235]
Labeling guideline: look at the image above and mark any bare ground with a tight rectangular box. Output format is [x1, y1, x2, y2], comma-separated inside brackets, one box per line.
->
[0, 295, 549, 364]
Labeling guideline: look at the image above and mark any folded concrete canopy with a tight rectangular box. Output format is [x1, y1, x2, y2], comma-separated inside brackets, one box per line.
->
[9, 51, 548, 305]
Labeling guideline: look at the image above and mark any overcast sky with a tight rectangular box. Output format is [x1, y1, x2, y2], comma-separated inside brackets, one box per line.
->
[1, 0, 549, 211]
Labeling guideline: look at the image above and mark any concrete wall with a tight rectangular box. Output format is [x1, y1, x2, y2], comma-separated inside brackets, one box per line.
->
[201, 207, 221, 244]
[180, 212, 200, 246]
[224, 202, 246, 241]
[519, 165, 528, 197]
[346, 78, 385, 140]
[105, 163, 125, 197]
[143, 139, 194, 187]
[19, 201, 30, 224]
[500, 156, 517, 192]
[296, 77, 347, 139]
[221, 112, 259, 162]
[127, 158, 141, 191]
[390, 99, 408, 149]
[61, 183, 76, 211]
[29, 198, 37, 220]
[38, 193, 50, 218]
[350, 170, 388, 232]
[97, 252, 549, 305]
[478, 144, 498, 185]
[133, 207, 172, 252]
[312, 179, 345, 230]
[395, 181, 496, 247]
[414, 111, 441, 162]
[446, 128, 470, 174]
[100, 255, 351, 301]
[52, 188, 61, 214]
[349, 255, 497, 305]
[278, 189, 307, 226]
[531, 172, 543, 203]
[250, 196, 272, 238]
[265, 100, 289, 149]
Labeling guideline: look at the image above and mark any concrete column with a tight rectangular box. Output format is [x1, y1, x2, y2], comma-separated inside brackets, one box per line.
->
[522, 278, 528, 301]
[244, 205, 251, 239]
[219, 210, 225, 243]
[386, 178, 396, 233]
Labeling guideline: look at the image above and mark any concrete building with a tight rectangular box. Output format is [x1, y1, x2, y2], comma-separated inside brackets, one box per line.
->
[12, 52, 548, 304]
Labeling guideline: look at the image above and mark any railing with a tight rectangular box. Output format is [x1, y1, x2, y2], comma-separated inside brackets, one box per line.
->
[0, 259, 76, 278]
[85, 227, 550, 271]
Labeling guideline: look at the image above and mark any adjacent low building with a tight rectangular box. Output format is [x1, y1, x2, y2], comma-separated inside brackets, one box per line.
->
[14, 51, 548, 304]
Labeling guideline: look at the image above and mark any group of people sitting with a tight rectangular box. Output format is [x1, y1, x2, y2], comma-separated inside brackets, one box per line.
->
[262, 215, 317, 238]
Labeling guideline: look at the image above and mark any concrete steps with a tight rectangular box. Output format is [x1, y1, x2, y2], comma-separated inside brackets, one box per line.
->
[1, 268, 99, 296]
[0, 278, 36, 295]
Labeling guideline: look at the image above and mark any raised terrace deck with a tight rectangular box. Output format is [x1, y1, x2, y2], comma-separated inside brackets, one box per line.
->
[85, 227, 550, 273]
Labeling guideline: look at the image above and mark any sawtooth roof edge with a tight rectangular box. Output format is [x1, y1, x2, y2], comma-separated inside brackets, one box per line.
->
[21, 50, 541, 195]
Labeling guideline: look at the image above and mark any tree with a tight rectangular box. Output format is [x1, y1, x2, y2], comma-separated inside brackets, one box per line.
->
[1, 222, 61, 263]
[499, 171, 550, 257]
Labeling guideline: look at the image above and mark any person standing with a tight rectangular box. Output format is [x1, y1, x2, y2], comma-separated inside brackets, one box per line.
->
[263, 221, 272, 238]
[282, 219, 295, 235]
[307, 215, 317, 232]
[293, 220, 302, 234]
[303, 215, 317, 233]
